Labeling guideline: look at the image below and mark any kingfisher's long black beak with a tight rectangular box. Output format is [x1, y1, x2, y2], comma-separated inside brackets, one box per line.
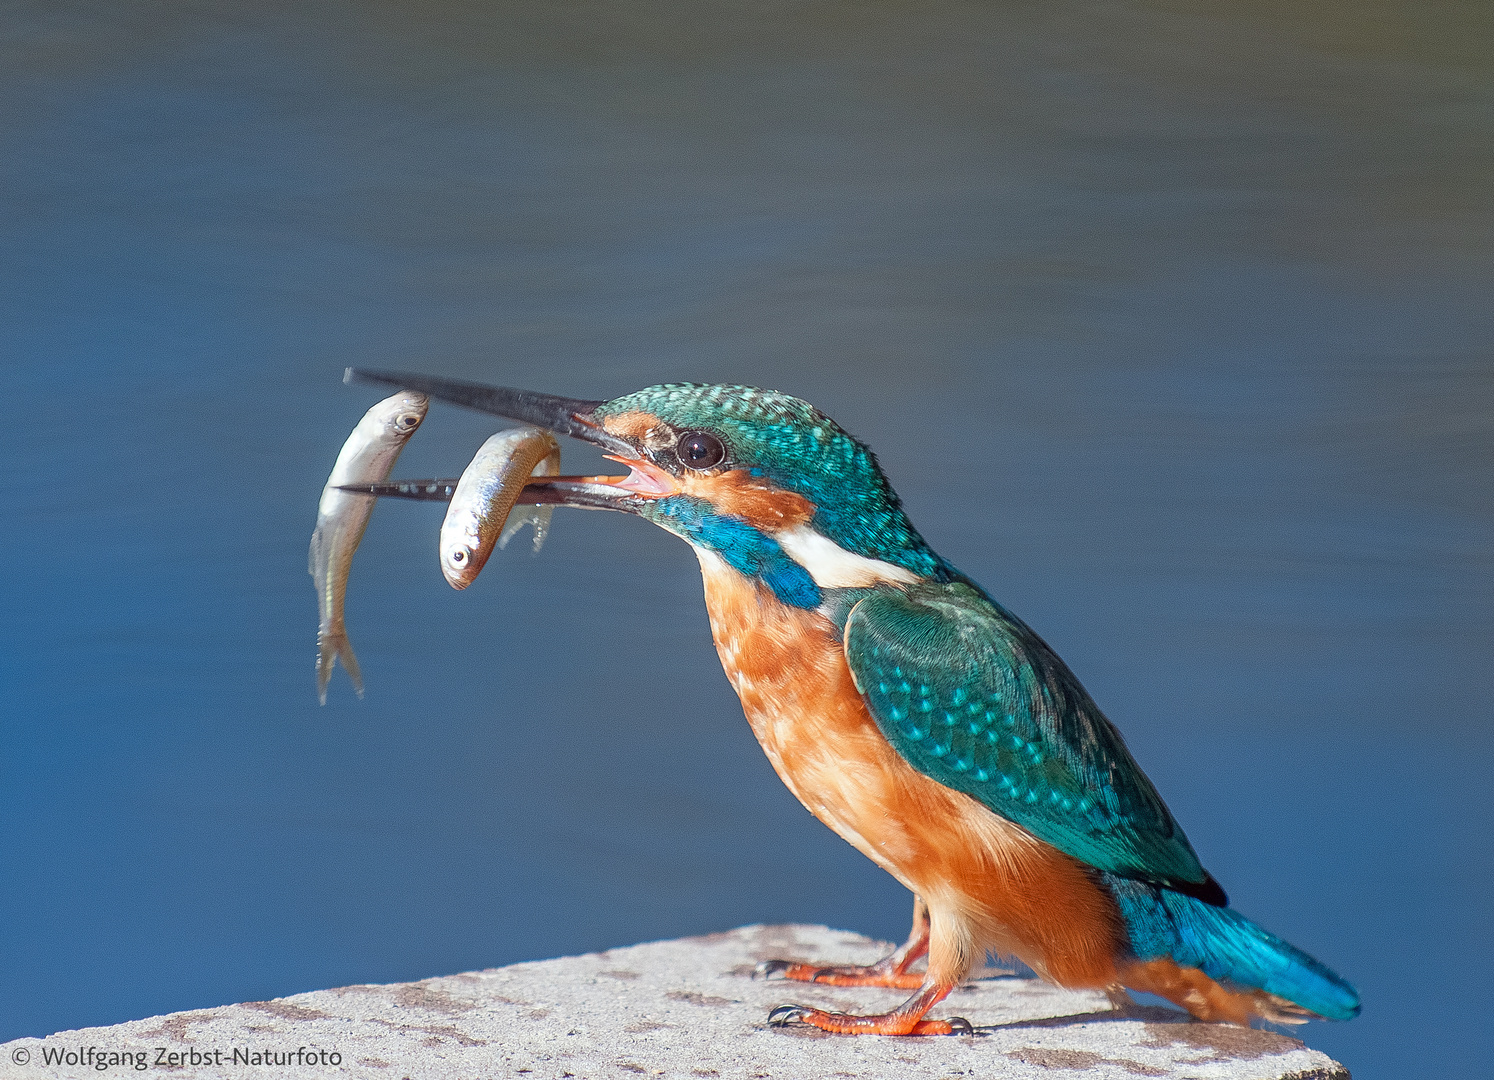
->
[346, 367, 638, 457]
[344, 368, 656, 513]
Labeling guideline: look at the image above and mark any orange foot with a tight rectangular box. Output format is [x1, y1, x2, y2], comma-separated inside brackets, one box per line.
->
[755, 958, 925, 990]
[766, 1004, 972, 1036]
[765, 980, 970, 1036]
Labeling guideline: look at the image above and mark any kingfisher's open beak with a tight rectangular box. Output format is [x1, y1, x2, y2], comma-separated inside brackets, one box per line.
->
[344, 368, 667, 512]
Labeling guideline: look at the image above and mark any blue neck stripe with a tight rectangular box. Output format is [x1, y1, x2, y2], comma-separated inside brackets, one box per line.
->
[645, 496, 823, 609]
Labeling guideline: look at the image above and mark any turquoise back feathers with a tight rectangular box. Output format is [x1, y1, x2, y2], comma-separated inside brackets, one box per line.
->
[844, 580, 1216, 894]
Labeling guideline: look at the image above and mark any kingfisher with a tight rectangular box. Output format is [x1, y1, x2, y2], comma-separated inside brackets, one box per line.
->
[347, 370, 1360, 1037]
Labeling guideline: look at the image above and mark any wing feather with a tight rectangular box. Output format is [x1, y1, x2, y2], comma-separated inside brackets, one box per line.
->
[843, 580, 1222, 899]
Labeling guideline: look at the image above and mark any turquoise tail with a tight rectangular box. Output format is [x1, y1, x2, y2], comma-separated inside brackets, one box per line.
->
[1104, 874, 1361, 1021]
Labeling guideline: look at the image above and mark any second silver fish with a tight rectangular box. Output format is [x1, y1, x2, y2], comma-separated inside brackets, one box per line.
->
[440, 427, 561, 589]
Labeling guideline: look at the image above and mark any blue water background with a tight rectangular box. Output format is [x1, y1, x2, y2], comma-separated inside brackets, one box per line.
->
[2, 3, 1490, 1076]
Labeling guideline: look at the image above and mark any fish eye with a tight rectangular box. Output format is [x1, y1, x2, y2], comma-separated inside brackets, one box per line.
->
[395, 413, 421, 432]
[450, 548, 467, 564]
[676, 431, 725, 470]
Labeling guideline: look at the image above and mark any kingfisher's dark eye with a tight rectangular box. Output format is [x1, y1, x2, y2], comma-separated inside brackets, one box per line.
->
[677, 431, 725, 470]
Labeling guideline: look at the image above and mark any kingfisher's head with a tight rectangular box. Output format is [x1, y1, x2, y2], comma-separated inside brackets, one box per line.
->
[591, 383, 948, 606]
[349, 372, 952, 609]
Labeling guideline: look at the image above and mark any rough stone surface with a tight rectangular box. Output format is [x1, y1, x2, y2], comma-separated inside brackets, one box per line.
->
[1, 925, 1348, 1079]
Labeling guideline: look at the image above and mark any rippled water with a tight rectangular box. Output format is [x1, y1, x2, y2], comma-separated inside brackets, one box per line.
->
[3, 3, 1490, 1075]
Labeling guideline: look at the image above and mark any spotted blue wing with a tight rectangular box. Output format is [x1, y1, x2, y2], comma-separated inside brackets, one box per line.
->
[844, 581, 1218, 896]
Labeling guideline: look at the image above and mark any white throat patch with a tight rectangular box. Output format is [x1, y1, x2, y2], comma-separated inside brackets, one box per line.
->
[772, 525, 919, 589]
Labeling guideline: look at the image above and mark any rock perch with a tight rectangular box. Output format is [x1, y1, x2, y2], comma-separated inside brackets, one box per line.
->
[0, 925, 1348, 1079]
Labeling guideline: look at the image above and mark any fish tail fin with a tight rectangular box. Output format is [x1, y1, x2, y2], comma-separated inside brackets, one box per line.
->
[316, 629, 363, 705]
[1106, 874, 1361, 1023]
[498, 505, 554, 554]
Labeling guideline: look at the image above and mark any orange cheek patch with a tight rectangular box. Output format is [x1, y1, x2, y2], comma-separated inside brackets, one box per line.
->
[596, 415, 815, 530]
[678, 469, 815, 531]
[601, 410, 665, 445]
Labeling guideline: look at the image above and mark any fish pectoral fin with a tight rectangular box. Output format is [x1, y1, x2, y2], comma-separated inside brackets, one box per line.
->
[497, 505, 553, 554]
[309, 525, 324, 579]
[316, 629, 364, 705]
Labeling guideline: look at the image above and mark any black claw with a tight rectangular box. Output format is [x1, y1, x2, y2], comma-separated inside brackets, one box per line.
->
[755, 960, 793, 981]
[767, 1004, 810, 1027]
[946, 1016, 975, 1035]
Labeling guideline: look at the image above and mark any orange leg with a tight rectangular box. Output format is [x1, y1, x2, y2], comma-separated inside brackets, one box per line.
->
[757, 895, 929, 990]
[767, 979, 969, 1035]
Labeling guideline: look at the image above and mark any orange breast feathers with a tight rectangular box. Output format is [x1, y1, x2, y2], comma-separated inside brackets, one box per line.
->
[693, 550, 1128, 990]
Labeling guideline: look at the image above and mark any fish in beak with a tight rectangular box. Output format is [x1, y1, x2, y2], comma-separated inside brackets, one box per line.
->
[341, 368, 674, 511]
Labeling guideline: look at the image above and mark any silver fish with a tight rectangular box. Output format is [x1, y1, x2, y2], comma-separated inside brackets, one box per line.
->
[440, 427, 561, 589]
[310, 390, 429, 702]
